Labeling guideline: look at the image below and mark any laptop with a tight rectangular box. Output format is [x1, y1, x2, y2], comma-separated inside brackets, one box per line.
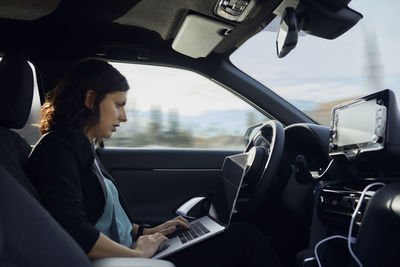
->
[153, 153, 246, 259]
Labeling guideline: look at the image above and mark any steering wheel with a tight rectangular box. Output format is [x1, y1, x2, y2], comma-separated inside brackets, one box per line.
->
[240, 120, 285, 217]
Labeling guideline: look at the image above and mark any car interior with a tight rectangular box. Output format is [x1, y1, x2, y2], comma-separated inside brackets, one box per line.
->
[1, 0, 399, 267]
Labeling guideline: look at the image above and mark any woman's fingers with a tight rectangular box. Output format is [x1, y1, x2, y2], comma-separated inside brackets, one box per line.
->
[152, 216, 191, 236]
[156, 225, 174, 235]
[154, 232, 168, 240]
[134, 233, 168, 258]
[161, 226, 177, 235]
[159, 234, 169, 242]
[169, 216, 190, 229]
[152, 233, 169, 247]
[175, 216, 190, 226]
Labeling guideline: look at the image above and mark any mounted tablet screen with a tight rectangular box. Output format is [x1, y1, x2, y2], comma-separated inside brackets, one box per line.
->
[329, 98, 387, 158]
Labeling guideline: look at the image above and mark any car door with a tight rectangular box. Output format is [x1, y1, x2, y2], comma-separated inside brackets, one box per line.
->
[96, 62, 270, 225]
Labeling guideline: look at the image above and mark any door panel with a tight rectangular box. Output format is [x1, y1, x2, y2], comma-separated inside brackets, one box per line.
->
[98, 148, 241, 225]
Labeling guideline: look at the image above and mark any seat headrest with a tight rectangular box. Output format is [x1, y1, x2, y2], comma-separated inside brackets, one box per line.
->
[0, 51, 34, 129]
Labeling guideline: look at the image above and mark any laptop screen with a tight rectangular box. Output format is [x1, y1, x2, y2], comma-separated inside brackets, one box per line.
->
[209, 154, 246, 226]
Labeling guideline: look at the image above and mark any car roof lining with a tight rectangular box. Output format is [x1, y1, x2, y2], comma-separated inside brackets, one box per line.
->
[0, 0, 282, 58]
[115, 0, 219, 41]
[0, 0, 60, 21]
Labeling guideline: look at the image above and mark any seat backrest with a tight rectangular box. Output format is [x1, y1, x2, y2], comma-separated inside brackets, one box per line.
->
[0, 51, 40, 200]
[0, 51, 88, 266]
[0, 166, 92, 267]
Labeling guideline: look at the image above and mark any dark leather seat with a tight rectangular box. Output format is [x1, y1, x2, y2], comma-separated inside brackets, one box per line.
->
[0, 51, 40, 200]
[0, 51, 92, 266]
[0, 166, 92, 266]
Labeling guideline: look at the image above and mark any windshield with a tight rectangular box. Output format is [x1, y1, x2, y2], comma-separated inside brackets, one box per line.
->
[230, 0, 400, 126]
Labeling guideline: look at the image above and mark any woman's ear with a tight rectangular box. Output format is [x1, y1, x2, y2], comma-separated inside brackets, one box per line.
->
[84, 90, 95, 110]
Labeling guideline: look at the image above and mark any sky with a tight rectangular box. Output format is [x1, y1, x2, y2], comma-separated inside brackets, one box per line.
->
[230, 0, 400, 110]
[111, 62, 254, 117]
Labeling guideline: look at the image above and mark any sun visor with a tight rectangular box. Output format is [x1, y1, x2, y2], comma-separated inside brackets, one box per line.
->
[172, 15, 233, 58]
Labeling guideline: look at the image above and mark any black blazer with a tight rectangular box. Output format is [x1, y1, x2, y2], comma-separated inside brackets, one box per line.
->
[27, 126, 133, 253]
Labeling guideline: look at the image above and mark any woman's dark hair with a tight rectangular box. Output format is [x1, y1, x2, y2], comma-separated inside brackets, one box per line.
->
[39, 58, 129, 134]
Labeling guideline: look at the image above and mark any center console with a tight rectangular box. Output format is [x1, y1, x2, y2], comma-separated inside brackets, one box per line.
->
[317, 185, 369, 230]
[297, 181, 400, 267]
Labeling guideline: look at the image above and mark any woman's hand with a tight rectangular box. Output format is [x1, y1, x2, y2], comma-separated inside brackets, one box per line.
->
[144, 216, 190, 236]
[133, 232, 168, 258]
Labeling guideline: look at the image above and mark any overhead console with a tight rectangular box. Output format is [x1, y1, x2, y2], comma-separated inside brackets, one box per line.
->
[214, 0, 256, 22]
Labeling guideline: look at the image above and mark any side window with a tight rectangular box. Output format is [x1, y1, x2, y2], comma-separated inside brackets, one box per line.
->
[13, 62, 41, 145]
[105, 63, 270, 150]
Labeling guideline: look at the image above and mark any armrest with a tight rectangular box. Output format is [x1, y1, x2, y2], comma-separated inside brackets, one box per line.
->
[175, 196, 210, 219]
[92, 258, 175, 267]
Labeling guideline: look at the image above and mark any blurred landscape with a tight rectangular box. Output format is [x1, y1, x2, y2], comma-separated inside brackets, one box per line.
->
[104, 108, 268, 149]
[15, 105, 269, 150]
[16, 97, 357, 150]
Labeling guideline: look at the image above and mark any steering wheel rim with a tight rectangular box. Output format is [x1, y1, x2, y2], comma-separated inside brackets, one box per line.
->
[241, 120, 285, 217]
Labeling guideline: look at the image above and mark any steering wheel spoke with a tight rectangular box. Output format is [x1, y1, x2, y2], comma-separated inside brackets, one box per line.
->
[239, 120, 286, 217]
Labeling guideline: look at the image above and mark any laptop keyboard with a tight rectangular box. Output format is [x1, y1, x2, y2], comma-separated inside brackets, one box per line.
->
[177, 221, 210, 244]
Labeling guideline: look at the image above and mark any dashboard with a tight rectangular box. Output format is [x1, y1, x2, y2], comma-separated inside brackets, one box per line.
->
[284, 123, 330, 182]
[283, 90, 400, 267]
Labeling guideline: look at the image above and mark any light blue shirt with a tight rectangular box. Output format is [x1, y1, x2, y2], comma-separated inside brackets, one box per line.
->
[93, 159, 133, 248]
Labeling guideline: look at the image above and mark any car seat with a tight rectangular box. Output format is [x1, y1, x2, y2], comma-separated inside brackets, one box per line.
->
[0, 51, 174, 267]
[0, 51, 41, 200]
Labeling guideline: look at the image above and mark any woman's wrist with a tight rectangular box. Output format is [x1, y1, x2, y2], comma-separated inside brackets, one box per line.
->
[131, 248, 144, 258]
[143, 227, 154, 235]
[137, 224, 145, 237]
[133, 223, 154, 237]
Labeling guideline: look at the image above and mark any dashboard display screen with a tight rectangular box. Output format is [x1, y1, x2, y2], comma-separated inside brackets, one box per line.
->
[336, 100, 378, 146]
[330, 98, 387, 157]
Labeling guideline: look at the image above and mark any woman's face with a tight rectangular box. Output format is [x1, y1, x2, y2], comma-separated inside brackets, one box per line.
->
[88, 91, 128, 140]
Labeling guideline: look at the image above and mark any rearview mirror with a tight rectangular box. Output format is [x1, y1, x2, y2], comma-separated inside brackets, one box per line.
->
[276, 7, 298, 58]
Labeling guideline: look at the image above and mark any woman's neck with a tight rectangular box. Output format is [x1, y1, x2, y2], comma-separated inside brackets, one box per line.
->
[83, 126, 95, 144]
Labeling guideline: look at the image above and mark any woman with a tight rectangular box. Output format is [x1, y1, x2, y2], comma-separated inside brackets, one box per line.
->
[27, 58, 282, 266]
